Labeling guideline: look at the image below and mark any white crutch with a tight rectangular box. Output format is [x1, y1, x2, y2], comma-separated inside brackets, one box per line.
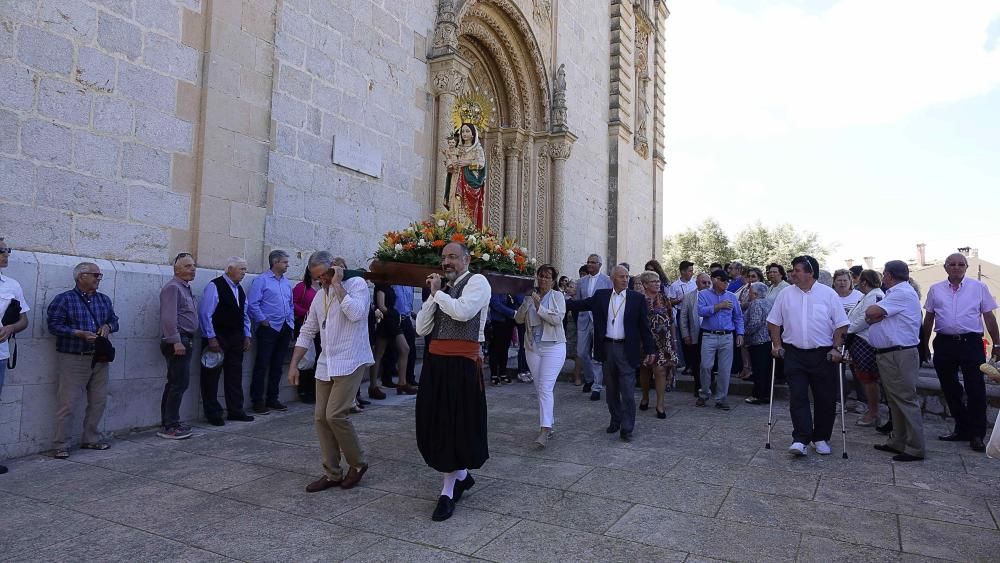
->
[837, 345, 849, 459]
[765, 355, 778, 449]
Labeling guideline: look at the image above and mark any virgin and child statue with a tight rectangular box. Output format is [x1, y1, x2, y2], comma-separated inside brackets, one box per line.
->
[441, 122, 487, 229]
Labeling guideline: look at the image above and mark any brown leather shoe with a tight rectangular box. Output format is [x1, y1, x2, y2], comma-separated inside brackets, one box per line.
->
[368, 386, 386, 400]
[340, 464, 368, 489]
[305, 475, 341, 493]
[396, 384, 418, 395]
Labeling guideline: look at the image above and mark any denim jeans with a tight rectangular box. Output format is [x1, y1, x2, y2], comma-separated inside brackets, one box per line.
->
[160, 335, 193, 429]
[0, 361, 6, 398]
[700, 333, 733, 402]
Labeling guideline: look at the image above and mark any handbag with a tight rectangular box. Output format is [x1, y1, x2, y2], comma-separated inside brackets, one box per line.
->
[2, 297, 20, 370]
[78, 293, 116, 366]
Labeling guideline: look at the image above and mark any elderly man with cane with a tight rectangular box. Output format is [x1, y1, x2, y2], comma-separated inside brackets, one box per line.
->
[767, 255, 849, 457]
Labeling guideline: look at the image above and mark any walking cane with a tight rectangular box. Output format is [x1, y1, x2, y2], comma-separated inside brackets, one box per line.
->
[837, 345, 849, 459]
[765, 355, 777, 449]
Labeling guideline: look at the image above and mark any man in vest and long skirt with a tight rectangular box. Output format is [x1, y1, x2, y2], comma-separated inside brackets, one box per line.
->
[415, 242, 491, 522]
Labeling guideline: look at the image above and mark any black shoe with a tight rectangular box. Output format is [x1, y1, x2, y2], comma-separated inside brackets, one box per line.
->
[453, 474, 475, 502]
[590, 391, 601, 401]
[0, 464, 7, 474]
[656, 409, 666, 419]
[745, 397, 769, 405]
[582, 382, 592, 393]
[892, 453, 924, 462]
[227, 413, 255, 422]
[639, 401, 649, 411]
[432, 495, 455, 521]
[606, 423, 620, 434]
[876, 420, 892, 435]
[715, 402, 731, 411]
[874, 444, 902, 454]
[356, 397, 371, 406]
[620, 430, 632, 442]
[695, 398, 706, 407]
[252, 403, 270, 415]
[207, 417, 225, 426]
[971, 437, 986, 452]
[266, 401, 288, 411]
[938, 432, 970, 442]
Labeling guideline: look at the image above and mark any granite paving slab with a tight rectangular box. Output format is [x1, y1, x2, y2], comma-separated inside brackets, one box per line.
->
[899, 514, 1000, 560]
[0, 491, 109, 561]
[568, 466, 729, 517]
[216, 470, 387, 521]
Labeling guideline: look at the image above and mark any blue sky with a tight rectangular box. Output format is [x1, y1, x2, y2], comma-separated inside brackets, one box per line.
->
[662, 0, 1000, 268]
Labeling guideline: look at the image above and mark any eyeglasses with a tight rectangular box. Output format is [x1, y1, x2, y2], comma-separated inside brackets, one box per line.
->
[82, 272, 104, 279]
[0, 248, 11, 254]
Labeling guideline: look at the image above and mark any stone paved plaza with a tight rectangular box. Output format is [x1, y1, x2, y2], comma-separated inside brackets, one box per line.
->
[2, 379, 1000, 562]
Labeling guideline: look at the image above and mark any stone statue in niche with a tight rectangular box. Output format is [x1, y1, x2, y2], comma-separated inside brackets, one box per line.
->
[552, 63, 568, 131]
[443, 123, 487, 228]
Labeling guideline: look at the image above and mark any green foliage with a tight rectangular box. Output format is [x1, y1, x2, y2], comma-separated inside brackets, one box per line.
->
[661, 218, 828, 273]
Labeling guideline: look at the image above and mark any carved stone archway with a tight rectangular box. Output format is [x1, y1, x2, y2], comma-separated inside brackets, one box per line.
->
[428, 0, 572, 265]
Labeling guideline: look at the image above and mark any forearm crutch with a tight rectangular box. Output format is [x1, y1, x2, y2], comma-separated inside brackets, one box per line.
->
[837, 345, 849, 459]
[765, 356, 777, 449]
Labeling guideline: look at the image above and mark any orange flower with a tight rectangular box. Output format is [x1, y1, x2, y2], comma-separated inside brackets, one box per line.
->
[432, 240, 446, 248]
[450, 233, 465, 243]
[403, 243, 416, 250]
[515, 255, 526, 266]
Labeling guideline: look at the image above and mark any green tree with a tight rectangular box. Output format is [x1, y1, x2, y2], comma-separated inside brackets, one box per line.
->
[732, 222, 828, 268]
[661, 218, 735, 275]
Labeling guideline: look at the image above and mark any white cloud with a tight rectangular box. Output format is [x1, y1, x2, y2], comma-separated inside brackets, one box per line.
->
[664, 0, 1000, 141]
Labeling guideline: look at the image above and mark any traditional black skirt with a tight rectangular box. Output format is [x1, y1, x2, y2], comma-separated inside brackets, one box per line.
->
[415, 354, 489, 472]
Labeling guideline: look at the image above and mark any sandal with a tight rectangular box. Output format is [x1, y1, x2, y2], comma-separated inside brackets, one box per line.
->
[54, 449, 70, 459]
[80, 442, 110, 450]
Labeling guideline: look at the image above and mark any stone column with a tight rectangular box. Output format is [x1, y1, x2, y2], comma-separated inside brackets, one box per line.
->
[428, 54, 472, 210]
[547, 132, 576, 273]
[501, 129, 525, 238]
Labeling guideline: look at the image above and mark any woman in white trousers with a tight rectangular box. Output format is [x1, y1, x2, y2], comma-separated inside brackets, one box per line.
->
[516, 264, 567, 448]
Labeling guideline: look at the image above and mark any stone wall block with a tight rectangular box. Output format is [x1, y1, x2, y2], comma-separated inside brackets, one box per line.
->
[296, 132, 330, 166]
[0, 17, 15, 58]
[204, 88, 251, 134]
[96, 11, 142, 60]
[198, 195, 232, 235]
[75, 47, 116, 93]
[14, 382, 58, 445]
[171, 153, 197, 194]
[40, 0, 97, 41]
[212, 0, 242, 25]
[243, 0, 277, 41]
[0, 109, 18, 154]
[181, 7, 206, 50]
[264, 213, 317, 249]
[274, 33, 305, 67]
[128, 184, 191, 228]
[278, 4, 310, 43]
[203, 126, 235, 164]
[21, 119, 73, 166]
[270, 180, 303, 218]
[249, 175, 267, 208]
[304, 48, 336, 81]
[312, 82, 340, 114]
[175, 79, 201, 123]
[92, 96, 134, 135]
[108, 260, 168, 338]
[212, 21, 255, 68]
[0, 155, 35, 204]
[267, 152, 310, 190]
[36, 166, 128, 219]
[72, 130, 120, 178]
[229, 201, 266, 240]
[37, 78, 92, 126]
[270, 92, 307, 128]
[17, 25, 73, 74]
[206, 53, 241, 97]
[135, 109, 193, 153]
[273, 122, 295, 155]
[197, 231, 247, 267]
[3, 203, 72, 254]
[75, 216, 168, 263]
[118, 62, 177, 113]
[0, 61, 36, 111]
[276, 63, 311, 100]
[234, 133, 268, 173]
[239, 68, 271, 105]
[134, 0, 179, 39]
[254, 39, 275, 77]
[89, 0, 133, 19]
[248, 104, 270, 140]
[121, 338, 166, 379]
[143, 33, 200, 83]
[309, 0, 353, 35]
[201, 161, 249, 201]
[122, 142, 170, 185]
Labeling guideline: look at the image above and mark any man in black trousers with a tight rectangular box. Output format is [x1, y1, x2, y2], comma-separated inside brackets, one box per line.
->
[567, 265, 655, 442]
[198, 257, 255, 425]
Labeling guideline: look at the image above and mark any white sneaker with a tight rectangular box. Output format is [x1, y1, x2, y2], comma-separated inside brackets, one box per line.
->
[811, 440, 832, 455]
[518, 372, 533, 383]
[788, 442, 807, 457]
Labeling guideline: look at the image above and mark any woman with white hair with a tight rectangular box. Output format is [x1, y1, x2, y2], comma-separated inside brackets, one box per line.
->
[743, 282, 773, 404]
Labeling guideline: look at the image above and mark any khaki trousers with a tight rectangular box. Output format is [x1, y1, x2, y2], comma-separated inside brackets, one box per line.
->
[54, 353, 109, 449]
[876, 348, 926, 457]
[314, 365, 367, 480]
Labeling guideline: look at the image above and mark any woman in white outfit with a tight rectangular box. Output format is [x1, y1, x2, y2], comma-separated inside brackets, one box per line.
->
[515, 264, 566, 448]
[846, 269, 885, 426]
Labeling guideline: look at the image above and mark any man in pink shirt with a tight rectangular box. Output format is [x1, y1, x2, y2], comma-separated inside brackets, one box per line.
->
[921, 253, 1000, 453]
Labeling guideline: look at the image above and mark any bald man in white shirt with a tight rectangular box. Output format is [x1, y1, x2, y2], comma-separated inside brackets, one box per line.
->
[767, 255, 849, 457]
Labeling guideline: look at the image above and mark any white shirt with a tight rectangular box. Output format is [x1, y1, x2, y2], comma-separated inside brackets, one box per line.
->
[295, 277, 374, 380]
[605, 288, 627, 340]
[416, 271, 491, 342]
[846, 288, 885, 342]
[867, 282, 922, 349]
[766, 281, 849, 348]
[0, 272, 29, 361]
[668, 278, 697, 300]
[837, 289, 863, 314]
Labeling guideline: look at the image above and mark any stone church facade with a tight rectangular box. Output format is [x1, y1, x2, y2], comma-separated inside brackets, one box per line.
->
[0, 0, 667, 456]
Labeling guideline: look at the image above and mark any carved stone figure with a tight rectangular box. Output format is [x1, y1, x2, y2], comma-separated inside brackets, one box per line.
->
[443, 123, 487, 229]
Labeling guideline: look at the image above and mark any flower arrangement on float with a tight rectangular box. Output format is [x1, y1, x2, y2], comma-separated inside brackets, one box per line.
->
[367, 211, 536, 292]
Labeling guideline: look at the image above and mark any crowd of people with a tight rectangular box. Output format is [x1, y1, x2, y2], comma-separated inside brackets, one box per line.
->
[1, 236, 998, 520]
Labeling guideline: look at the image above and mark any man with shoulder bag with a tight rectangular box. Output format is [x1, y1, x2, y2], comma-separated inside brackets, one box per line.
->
[0, 238, 30, 474]
[46, 262, 119, 459]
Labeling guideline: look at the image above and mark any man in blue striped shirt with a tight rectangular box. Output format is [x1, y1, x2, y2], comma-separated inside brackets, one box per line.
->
[46, 262, 119, 458]
[696, 269, 744, 410]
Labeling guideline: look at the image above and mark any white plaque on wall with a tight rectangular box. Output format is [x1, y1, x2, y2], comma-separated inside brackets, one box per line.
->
[332, 135, 382, 178]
